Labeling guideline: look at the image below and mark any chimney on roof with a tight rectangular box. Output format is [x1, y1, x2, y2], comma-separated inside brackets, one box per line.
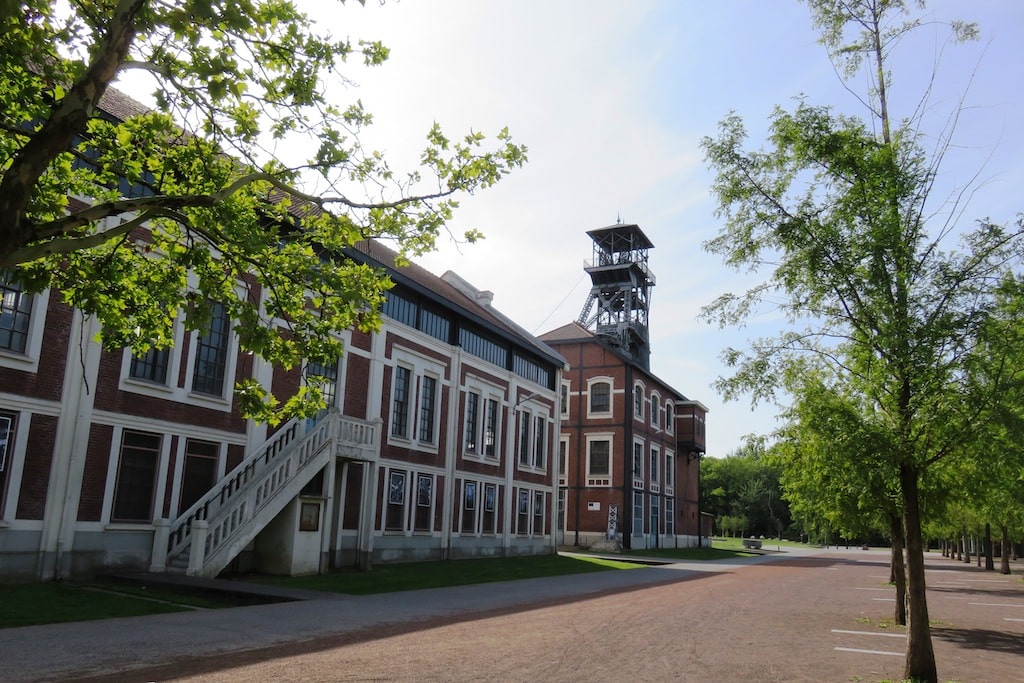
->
[441, 271, 494, 307]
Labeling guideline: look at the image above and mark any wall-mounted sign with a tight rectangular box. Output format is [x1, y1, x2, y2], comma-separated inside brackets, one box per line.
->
[587, 501, 600, 511]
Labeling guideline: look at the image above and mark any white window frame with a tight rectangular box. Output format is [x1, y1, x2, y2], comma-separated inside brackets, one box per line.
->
[558, 435, 569, 486]
[633, 381, 645, 421]
[586, 376, 613, 419]
[665, 451, 675, 494]
[170, 437, 225, 517]
[0, 285, 50, 374]
[559, 380, 570, 419]
[632, 438, 645, 489]
[632, 491, 644, 535]
[387, 348, 446, 453]
[650, 391, 661, 429]
[102, 426, 170, 527]
[585, 433, 614, 487]
[182, 303, 241, 410]
[665, 401, 675, 435]
[665, 497, 675, 536]
[650, 445, 660, 493]
[462, 379, 503, 461]
[516, 401, 549, 472]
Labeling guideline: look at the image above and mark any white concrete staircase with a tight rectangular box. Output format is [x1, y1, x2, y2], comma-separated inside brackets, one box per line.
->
[153, 410, 378, 578]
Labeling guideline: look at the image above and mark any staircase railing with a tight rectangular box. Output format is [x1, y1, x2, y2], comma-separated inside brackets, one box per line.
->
[161, 409, 377, 576]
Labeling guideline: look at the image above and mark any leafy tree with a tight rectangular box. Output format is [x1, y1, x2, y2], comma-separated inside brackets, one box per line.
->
[699, 2, 1018, 680]
[772, 365, 909, 625]
[0, 1, 526, 422]
[700, 442, 790, 538]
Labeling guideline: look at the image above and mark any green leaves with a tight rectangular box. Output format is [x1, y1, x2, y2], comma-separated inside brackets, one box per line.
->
[0, 0, 526, 424]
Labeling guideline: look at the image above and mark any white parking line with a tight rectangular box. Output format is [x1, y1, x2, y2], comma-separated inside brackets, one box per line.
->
[855, 587, 891, 591]
[872, 597, 896, 602]
[1005, 618, 1024, 622]
[831, 629, 905, 639]
[834, 647, 903, 657]
[969, 602, 1024, 608]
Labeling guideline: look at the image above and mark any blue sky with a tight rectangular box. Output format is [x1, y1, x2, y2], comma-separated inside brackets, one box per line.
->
[295, 0, 1024, 458]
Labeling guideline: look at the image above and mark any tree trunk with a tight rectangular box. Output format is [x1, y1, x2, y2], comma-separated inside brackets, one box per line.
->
[984, 525, 993, 570]
[1000, 525, 1011, 575]
[956, 535, 962, 561]
[901, 464, 936, 683]
[962, 530, 971, 564]
[888, 512, 907, 626]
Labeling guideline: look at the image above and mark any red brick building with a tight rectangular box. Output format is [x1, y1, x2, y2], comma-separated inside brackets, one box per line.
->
[540, 224, 707, 550]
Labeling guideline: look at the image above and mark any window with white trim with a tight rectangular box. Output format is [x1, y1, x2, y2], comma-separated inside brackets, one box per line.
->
[482, 482, 498, 534]
[516, 488, 530, 534]
[533, 490, 545, 535]
[633, 383, 645, 420]
[586, 436, 612, 486]
[517, 405, 548, 470]
[650, 391, 661, 428]
[665, 402, 675, 435]
[665, 452, 675, 492]
[560, 381, 570, 418]
[0, 411, 16, 516]
[665, 497, 675, 535]
[632, 439, 644, 485]
[388, 351, 445, 451]
[588, 379, 611, 416]
[0, 278, 32, 353]
[558, 436, 568, 485]
[414, 473, 433, 532]
[130, 348, 170, 384]
[632, 491, 644, 535]
[650, 445, 660, 493]
[178, 439, 219, 515]
[461, 480, 478, 534]
[192, 302, 231, 396]
[306, 357, 340, 415]
[385, 469, 407, 531]
[111, 430, 162, 523]
[0, 276, 48, 372]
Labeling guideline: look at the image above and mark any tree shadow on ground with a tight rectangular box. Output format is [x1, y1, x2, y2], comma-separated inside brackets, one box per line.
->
[932, 626, 1024, 655]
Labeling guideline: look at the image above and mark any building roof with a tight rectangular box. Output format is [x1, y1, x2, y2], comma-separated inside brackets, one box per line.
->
[539, 321, 693, 403]
[350, 240, 566, 369]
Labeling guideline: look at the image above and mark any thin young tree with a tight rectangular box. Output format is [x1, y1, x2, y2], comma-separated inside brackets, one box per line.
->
[700, 2, 1020, 679]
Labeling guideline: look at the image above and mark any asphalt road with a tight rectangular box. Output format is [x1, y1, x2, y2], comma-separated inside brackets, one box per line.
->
[6, 548, 1023, 682]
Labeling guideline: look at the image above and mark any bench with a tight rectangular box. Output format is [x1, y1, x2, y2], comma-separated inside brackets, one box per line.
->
[742, 538, 763, 550]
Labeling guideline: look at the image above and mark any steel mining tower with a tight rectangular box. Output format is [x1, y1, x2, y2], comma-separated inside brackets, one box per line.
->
[577, 223, 655, 371]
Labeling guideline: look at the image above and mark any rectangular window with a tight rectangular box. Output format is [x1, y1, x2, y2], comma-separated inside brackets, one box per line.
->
[0, 279, 32, 353]
[633, 442, 643, 481]
[415, 474, 432, 532]
[307, 358, 339, 412]
[633, 386, 643, 418]
[462, 481, 477, 533]
[112, 431, 161, 522]
[651, 397, 660, 427]
[385, 470, 406, 531]
[560, 383, 569, 416]
[192, 302, 231, 396]
[665, 498, 675, 536]
[533, 491, 545, 533]
[590, 382, 610, 413]
[418, 375, 437, 442]
[633, 491, 644, 535]
[518, 412, 530, 466]
[589, 440, 610, 477]
[651, 447, 659, 482]
[130, 348, 170, 384]
[665, 454, 674, 488]
[391, 366, 411, 438]
[464, 391, 479, 454]
[0, 412, 14, 473]
[418, 307, 450, 343]
[382, 291, 417, 328]
[650, 495, 660, 536]
[558, 438, 567, 478]
[533, 415, 545, 468]
[517, 489, 529, 534]
[179, 439, 219, 515]
[483, 398, 498, 458]
[483, 483, 497, 533]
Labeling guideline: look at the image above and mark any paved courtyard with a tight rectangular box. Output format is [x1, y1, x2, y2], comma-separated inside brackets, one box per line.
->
[5, 547, 1022, 682]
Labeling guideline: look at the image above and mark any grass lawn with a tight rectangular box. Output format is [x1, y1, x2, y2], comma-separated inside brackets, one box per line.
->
[0, 576, 279, 629]
[245, 553, 640, 595]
